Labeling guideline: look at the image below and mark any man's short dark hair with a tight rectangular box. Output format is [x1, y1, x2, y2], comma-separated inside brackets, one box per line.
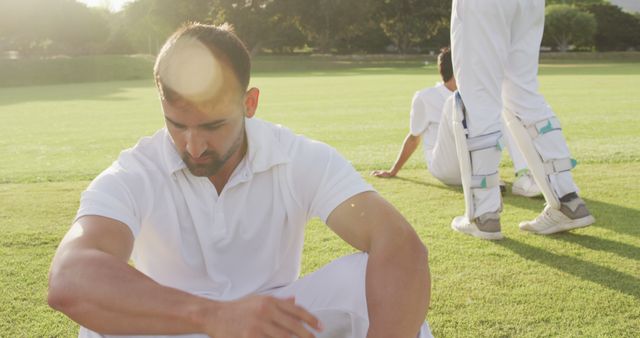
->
[437, 47, 454, 83]
[154, 22, 251, 102]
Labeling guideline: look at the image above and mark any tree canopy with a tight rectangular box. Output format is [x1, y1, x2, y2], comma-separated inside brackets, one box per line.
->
[584, 3, 640, 51]
[0, 0, 110, 56]
[544, 4, 597, 52]
[1, 0, 638, 57]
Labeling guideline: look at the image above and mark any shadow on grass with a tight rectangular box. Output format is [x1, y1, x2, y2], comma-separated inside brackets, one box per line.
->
[255, 62, 640, 78]
[547, 233, 640, 261]
[394, 175, 639, 239]
[393, 176, 460, 193]
[496, 237, 640, 299]
[253, 66, 430, 78]
[389, 174, 628, 240]
[0, 80, 154, 107]
[504, 196, 639, 238]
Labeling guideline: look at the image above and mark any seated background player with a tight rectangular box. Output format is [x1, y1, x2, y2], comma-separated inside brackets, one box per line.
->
[47, 23, 433, 338]
[371, 48, 540, 197]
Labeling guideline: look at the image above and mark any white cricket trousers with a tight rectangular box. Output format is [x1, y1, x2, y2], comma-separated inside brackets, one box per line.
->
[79, 254, 433, 338]
[428, 96, 529, 186]
[451, 0, 578, 214]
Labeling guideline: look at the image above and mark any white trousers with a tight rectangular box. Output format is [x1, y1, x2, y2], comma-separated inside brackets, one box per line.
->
[79, 254, 433, 338]
[450, 0, 578, 212]
[427, 97, 528, 186]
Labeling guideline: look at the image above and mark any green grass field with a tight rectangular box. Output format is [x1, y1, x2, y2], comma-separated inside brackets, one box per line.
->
[1, 56, 639, 337]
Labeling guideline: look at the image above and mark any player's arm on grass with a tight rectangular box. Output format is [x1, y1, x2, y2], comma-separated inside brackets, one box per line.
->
[327, 191, 430, 338]
[48, 215, 321, 337]
[371, 133, 421, 178]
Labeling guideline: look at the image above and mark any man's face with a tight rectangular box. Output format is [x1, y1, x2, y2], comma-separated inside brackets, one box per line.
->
[162, 90, 246, 177]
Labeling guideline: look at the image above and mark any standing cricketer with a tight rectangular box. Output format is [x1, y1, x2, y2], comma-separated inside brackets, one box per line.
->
[448, 0, 595, 240]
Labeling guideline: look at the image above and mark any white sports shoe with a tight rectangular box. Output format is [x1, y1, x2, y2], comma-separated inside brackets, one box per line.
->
[520, 197, 595, 235]
[451, 212, 504, 240]
[512, 171, 542, 197]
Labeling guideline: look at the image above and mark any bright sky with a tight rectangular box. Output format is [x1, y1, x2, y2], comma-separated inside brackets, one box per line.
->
[76, 0, 136, 12]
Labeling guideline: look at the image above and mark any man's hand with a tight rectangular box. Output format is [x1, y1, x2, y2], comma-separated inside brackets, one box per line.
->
[371, 133, 420, 179]
[49, 217, 321, 336]
[204, 295, 322, 338]
[370, 169, 396, 178]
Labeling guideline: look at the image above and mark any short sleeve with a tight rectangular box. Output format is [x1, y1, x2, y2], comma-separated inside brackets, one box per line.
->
[74, 162, 147, 237]
[289, 140, 374, 223]
[409, 91, 428, 136]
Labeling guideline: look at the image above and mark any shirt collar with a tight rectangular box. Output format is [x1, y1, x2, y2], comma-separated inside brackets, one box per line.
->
[244, 117, 291, 174]
[162, 129, 187, 175]
[162, 117, 290, 177]
[436, 81, 454, 94]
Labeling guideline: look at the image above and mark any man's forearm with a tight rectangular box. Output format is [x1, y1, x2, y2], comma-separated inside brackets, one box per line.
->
[365, 231, 430, 338]
[390, 134, 420, 175]
[48, 248, 214, 335]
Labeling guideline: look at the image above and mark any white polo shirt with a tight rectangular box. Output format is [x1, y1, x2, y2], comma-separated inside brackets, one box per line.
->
[75, 117, 373, 301]
[409, 82, 455, 165]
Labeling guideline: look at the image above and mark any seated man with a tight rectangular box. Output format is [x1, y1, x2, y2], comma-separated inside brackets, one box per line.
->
[47, 23, 432, 338]
[371, 48, 540, 198]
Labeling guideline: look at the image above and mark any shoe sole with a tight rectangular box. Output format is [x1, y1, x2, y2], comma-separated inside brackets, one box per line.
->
[512, 187, 542, 198]
[520, 215, 595, 235]
[451, 223, 504, 240]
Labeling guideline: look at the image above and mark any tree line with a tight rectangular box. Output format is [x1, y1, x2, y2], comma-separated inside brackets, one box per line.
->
[1, 0, 639, 58]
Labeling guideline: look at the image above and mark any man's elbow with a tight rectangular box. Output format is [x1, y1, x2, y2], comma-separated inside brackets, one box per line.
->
[47, 268, 80, 315]
[48, 272, 68, 310]
[388, 224, 428, 265]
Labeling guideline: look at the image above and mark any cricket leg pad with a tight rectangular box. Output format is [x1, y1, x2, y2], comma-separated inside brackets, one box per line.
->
[502, 109, 579, 209]
[451, 92, 503, 221]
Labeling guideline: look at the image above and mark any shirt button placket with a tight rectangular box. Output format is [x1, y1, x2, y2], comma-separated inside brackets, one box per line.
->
[213, 200, 226, 239]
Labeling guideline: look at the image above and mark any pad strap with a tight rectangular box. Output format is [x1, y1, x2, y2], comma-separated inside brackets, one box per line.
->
[471, 172, 500, 189]
[543, 158, 577, 174]
[526, 117, 562, 138]
[467, 131, 504, 152]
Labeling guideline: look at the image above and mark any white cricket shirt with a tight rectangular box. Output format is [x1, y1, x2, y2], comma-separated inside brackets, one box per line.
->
[408, 82, 455, 165]
[75, 117, 373, 301]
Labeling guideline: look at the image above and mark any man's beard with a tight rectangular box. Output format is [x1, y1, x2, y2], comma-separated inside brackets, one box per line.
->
[183, 151, 228, 177]
[183, 127, 245, 177]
